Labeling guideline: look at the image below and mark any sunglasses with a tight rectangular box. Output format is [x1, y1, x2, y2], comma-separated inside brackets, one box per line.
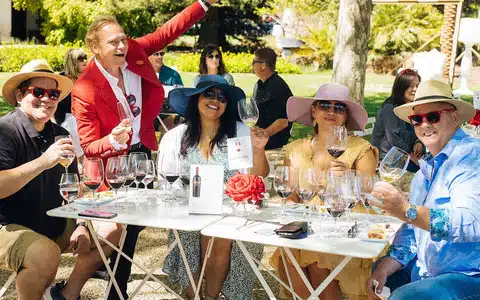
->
[126, 94, 141, 117]
[207, 54, 220, 60]
[22, 86, 61, 100]
[152, 52, 165, 57]
[408, 108, 455, 126]
[251, 60, 265, 66]
[315, 101, 348, 114]
[202, 89, 228, 103]
[77, 55, 88, 62]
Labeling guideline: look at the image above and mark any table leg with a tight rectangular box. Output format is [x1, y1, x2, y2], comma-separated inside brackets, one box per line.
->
[86, 221, 125, 300]
[193, 237, 215, 300]
[279, 248, 297, 300]
[307, 256, 352, 300]
[105, 224, 127, 298]
[283, 247, 315, 295]
[173, 230, 198, 294]
[236, 240, 276, 299]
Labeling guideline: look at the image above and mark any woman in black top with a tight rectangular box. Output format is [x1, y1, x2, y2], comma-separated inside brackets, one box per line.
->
[54, 48, 88, 165]
[371, 68, 424, 172]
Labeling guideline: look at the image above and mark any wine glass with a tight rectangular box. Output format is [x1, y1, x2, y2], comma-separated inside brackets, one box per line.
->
[326, 126, 348, 160]
[106, 157, 126, 202]
[297, 168, 316, 221]
[118, 155, 135, 207]
[59, 173, 80, 211]
[129, 152, 148, 203]
[141, 160, 156, 195]
[117, 102, 133, 123]
[379, 147, 410, 183]
[273, 166, 297, 217]
[83, 158, 104, 206]
[357, 173, 380, 225]
[55, 135, 76, 173]
[237, 97, 259, 128]
[343, 170, 360, 216]
[324, 173, 349, 235]
[179, 157, 190, 203]
[159, 150, 180, 202]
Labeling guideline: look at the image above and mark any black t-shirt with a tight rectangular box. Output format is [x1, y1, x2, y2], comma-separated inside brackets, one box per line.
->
[253, 72, 293, 150]
[0, 109, 78, 239]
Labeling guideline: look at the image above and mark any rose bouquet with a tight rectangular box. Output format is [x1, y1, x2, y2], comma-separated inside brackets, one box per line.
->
[469, 110, 480, 127]
[225, 173, 265, 212]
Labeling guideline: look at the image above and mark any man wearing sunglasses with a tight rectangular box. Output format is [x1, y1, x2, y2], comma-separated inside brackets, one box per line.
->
[71, 0, 217, 298]
[367, 80, 480, 300]
[0, 60, 122, 300]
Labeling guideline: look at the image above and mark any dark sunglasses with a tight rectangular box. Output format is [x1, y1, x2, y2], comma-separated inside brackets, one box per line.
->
[408, 108, 455, 126]
[251, 60, 265, 66]
[126, 94, 141, 117]
[152, 52, 165, 57]
[77, 55, 88, 62]
[315, 100, 347, 114]
[22, 86, 61, 100]
[202, 89, 228, 103]
[207, 54, 220, 60]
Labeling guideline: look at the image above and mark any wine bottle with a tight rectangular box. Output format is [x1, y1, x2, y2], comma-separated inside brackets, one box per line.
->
[192, 167, 201, 197]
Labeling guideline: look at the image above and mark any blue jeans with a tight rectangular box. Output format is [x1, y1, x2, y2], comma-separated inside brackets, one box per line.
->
[373, 256, 480, 300]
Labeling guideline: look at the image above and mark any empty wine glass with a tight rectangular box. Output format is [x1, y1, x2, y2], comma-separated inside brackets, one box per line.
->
[141, 160, 156, 195]
[379, 147, 410, 183]
[118, 155, 135, 207]
[117, 102, 133, 123]
[326, 126, 348, 160]
[55, 135, 76, 173]
[274, 166, 297, 217]
[129, 152, 148, 204]
[357, 173, 380, 225]
[237, 97, 259, 128]
[59, 173, 80, 211]
[83, 158, 104, 206]
[106, 157, 126, 202]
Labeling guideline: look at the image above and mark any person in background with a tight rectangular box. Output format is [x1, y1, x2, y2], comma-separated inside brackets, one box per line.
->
[148, 50, 183, 131]
[371, 68, 424, 172]
[0, 59, 121, 300]
[252, 47, 293, 150]
[269, 83, 379, 300]
[193, 44, 235, 86]
[368, 80, 480, 300]
[53, 48, 88, 170]
[71, 1, 217, 298]
[159, 75, 269, 300]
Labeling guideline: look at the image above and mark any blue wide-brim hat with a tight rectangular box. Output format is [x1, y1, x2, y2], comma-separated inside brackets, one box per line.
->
[168, 75, 246, 119]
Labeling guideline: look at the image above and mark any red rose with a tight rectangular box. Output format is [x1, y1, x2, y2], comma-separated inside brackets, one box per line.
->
[226, 173, 265, 203]
[469, 110, 480, 126]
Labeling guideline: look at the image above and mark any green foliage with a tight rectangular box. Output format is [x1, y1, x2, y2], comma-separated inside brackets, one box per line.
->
[0, 45, 68, 72]
[370, 5, 443, 55]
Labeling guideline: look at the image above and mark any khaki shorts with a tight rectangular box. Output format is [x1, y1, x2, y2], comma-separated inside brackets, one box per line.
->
[0, 218, 119, 273]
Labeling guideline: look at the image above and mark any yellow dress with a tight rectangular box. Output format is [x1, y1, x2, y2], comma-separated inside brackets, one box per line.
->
[269, 136, 380, 300]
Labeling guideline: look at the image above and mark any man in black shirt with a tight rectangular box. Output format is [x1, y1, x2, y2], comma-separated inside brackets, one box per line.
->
[0, 59, 121, 300]
[252, 48, 293, 150]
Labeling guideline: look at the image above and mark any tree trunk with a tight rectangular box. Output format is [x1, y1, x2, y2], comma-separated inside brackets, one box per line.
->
[332, 0, 373, 105]
[440, 4, 457, 80]
[196, 7, 227, 49]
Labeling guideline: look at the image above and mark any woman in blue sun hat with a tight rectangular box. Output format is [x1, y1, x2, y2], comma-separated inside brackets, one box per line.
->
[159, 75, 269, 299]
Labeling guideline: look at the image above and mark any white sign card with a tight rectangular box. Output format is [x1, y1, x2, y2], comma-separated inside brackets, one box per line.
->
[473, 91, 480, 110]
[188, 164, 224, 215]
[227, 136, 253, 170]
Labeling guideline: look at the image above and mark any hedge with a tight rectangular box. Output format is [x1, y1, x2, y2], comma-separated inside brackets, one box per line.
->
[0, 45, 301, 74]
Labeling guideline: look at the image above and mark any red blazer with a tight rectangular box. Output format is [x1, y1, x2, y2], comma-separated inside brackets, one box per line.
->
[72, 2, 205, 162]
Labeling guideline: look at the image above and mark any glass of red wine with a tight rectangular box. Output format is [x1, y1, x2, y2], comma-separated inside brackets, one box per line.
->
[129, 152, 148, 204]
[326, 125, 348, 160]
[158, 149, 180, 203]
[324, 172, 349, 236]
[59, 173, 80, 211]
[273, 166, 298, 218]
[83, 158, 104, 207]
[297, 168, 316, 220]
[106, 157, 126, 203]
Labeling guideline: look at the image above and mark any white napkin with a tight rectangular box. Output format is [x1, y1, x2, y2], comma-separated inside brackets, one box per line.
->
[373, 280, 391, 300]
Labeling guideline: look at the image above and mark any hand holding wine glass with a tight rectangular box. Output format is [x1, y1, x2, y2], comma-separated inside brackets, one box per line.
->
[55, 135, 76, 173]
[238, 97, 259, 128]
[379, 147, 410, 183]
[83, 158, 104, 206]
[326, 126, 348, 160]
[59, 173, 80, 211]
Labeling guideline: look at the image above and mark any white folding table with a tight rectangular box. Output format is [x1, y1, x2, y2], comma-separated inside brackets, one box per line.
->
[201, 212, 403, 300]
[47, 193, 225, 300]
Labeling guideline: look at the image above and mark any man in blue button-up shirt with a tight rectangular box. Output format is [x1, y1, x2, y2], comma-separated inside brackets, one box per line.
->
[367, 80, 480, 300]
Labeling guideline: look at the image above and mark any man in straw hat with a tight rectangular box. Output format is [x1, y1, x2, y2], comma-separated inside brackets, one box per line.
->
[0, 59, 122, 300]
[367, 80, 480, 299]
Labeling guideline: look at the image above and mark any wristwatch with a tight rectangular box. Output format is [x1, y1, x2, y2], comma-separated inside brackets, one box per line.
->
[405, 204, 418, 223]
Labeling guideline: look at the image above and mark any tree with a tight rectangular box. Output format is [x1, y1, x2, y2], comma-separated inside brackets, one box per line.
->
[332, 0, 372, 105]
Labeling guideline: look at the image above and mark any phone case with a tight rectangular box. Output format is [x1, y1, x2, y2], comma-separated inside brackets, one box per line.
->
[275, 221, 308, 239]
[78, 209, 118, 219]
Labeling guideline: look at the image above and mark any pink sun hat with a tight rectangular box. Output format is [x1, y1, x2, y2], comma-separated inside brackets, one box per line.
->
[286, 82, 368, 131]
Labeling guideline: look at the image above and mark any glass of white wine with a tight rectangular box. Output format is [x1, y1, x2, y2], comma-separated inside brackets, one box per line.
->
[55, 135, 75, 173]
[379, 147, 410, 183]
[238, 97, 259, 128]
[59, 173, 80, 211]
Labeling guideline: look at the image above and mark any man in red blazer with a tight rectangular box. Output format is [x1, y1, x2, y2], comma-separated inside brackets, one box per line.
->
[71, 0, 217, 298]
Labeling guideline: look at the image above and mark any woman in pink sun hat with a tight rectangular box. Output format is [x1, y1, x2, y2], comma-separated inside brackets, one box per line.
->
[269, 82, 380, 300]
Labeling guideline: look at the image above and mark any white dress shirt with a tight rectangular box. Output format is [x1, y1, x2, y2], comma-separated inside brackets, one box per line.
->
[94, 58, 142, 150]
